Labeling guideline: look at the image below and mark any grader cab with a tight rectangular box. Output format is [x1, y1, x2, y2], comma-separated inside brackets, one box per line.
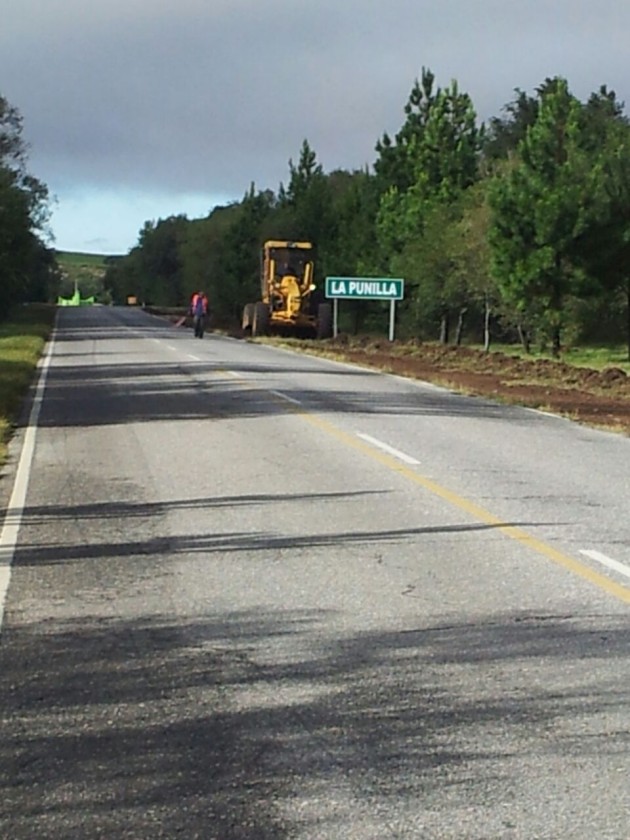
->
[242, 240, 332, 339]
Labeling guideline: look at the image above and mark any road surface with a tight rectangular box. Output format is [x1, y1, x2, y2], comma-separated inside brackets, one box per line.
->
[1, 306, 629, 838]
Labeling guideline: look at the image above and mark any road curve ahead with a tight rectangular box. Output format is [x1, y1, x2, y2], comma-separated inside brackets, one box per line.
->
[1, 305, 629, 839]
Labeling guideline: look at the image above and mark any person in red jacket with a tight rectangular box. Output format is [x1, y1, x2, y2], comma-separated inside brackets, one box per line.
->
[191, 291, 208, 338]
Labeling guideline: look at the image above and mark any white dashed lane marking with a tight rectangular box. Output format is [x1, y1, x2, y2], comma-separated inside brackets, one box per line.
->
[580, 549, 630, 581]
[356, 432, 420, 465]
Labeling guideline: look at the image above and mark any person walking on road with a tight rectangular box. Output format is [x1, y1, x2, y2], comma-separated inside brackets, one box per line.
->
[191, 291, 209, 338]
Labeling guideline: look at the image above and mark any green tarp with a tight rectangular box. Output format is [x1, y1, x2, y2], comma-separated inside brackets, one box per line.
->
[57, 289, 95, 306]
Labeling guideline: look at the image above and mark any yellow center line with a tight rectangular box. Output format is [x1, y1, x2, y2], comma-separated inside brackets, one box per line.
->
[264, 389, 630, 605]
[218, 371, 629, 604]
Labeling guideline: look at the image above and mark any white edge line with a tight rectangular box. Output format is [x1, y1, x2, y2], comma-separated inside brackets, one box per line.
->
[356, 432, 420, 465]
[579, 549, 630, 580]
[0, 327, 56, 631]
[269, 390, 302, 406]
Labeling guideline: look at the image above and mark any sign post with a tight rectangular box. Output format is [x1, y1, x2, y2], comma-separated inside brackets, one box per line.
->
[324, 277, 405, 340]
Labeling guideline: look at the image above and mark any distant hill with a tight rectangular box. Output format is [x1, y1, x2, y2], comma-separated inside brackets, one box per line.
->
[56, 251, 122, 267]
[55, 251, 121, 301]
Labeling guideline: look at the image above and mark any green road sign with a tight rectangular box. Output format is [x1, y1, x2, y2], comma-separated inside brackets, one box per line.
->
[325, 277, 404, 300]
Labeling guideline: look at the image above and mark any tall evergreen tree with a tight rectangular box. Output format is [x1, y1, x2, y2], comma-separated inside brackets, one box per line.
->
[374, 68, 438, 193]
[488, 79, 597, 355]
[278, 140, 335, 263]
[576, 112, 630, 357]
[376, 76, 480, 257]
[286, 140, 323, 205]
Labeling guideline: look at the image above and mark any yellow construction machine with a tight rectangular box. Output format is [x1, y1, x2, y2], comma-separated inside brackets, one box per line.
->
[242, 240, 332, 339]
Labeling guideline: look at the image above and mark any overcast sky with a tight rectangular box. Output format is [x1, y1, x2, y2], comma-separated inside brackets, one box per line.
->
[2, 0, 630, 255]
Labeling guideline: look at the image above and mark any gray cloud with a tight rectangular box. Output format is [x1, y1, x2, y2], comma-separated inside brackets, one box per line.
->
[2, 0, 630, 249]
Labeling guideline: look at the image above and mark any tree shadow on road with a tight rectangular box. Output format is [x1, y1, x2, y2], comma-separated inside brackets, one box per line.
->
[10, 518, 554, 567]
[1, 606, 628, 838]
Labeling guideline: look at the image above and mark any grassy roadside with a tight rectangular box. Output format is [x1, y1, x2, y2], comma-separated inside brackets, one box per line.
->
[0, 304, 57, 465]
[476, 342, 630, 374]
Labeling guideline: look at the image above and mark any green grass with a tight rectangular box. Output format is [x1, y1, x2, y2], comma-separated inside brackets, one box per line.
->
[0, 304, 56, 464]
[469, 342, 630, 373]
[559, 345, 630, 372]
[56, 251, 108, 268]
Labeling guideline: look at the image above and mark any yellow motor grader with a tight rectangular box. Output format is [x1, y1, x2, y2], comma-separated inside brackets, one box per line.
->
[242, 240, 332, 339]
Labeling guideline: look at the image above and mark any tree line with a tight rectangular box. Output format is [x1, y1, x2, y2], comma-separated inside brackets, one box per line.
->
[6, 71, 629, 357]
[107, 70, 630, 356]
[0, 93, 58, 316]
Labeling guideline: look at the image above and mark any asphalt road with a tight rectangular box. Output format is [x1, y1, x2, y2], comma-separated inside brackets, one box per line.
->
[0, 305, 629, 839]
